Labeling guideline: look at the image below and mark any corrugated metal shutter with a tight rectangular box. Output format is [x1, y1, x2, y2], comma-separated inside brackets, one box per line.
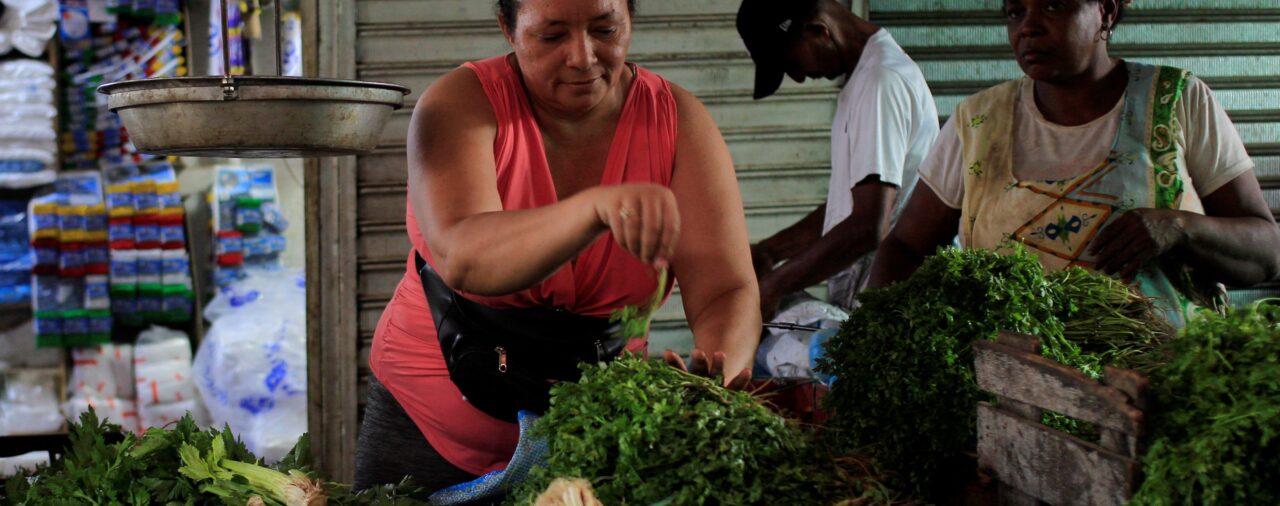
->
[350, 0, 848, 412]
[870, 0, 1280, 305]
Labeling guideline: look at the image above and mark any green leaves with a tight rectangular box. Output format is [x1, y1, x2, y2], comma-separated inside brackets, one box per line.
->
[609, 268, 668, 339]
[507, 356, 888, 505]
[818, 246, 1066, 500]
[1130, 302, 1280, 505]
[0, 412, 427, 506]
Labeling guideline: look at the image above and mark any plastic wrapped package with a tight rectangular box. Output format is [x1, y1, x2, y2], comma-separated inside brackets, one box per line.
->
[68, 346, 117, 398]
[0, 368, 62, 436]
[135, 325, 191, 361]
[134, 359, 194, 406]
[0, 320, 60, 367]
[0, 451, 50, 478]
[138, 399, 196, 430]
[0, 0, 59, 57]
[194, 269, 305, 463]
[62, 396, 139, 434]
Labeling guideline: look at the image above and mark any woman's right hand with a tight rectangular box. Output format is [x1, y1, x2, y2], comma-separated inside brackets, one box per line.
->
[591, 184, 681, 270]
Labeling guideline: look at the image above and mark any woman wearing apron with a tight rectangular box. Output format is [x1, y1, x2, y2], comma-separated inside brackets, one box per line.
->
[869, 0, 1280, 326]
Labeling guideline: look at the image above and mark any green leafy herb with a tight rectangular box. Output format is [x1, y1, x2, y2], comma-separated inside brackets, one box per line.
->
[507, 355, 889, 505]
[609, 268, 668, 339]
[818, 245, 1066, 500]
[1130, 302, 1280, 505]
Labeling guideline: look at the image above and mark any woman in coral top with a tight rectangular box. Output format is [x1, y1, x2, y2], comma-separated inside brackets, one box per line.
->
[354, 0, 761, 493]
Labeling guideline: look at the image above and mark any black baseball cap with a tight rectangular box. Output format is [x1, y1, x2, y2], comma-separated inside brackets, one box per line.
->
[737, 0, 820, 99]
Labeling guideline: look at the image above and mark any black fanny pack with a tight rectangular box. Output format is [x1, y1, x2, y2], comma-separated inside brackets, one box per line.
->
[415, 253, 628, 422]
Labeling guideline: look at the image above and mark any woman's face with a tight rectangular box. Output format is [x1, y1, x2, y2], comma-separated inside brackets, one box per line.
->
[503, 0, 633, 115]
[1004, 0, 1109, 83]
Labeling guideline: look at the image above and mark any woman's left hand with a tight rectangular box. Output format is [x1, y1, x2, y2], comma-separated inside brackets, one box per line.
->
[663, 348, 752, 391]
[1089, 208, 1188, 281]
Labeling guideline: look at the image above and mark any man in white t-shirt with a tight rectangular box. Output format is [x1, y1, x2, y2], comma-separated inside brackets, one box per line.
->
[736, 0, 939, 318]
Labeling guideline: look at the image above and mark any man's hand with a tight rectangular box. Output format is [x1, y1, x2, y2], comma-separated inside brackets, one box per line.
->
[663, 348, 751, 390]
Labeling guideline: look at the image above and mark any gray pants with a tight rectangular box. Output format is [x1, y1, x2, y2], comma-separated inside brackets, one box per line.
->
[354, 376, 483, 497]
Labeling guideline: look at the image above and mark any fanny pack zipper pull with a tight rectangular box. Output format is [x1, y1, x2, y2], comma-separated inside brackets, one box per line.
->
[496, 346, 508, 373]
[595, 340, 605, 362]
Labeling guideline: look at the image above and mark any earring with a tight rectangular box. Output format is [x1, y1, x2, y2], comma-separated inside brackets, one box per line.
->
[1099, 23, 1112, 41]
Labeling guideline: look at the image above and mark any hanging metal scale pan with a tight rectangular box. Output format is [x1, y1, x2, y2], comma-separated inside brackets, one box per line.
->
[96, 0, 409, 158]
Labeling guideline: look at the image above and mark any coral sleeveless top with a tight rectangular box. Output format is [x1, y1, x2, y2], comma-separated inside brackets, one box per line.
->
[369, 54, 678, 475]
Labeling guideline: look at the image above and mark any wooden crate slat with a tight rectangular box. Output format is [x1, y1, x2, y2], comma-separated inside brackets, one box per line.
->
[977, 403, 1139, 506]
[995, 330, 1041, 353]
[974, 340, 1144, 435]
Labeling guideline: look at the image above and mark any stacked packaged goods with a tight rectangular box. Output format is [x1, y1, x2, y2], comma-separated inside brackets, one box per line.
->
[210, 165, 287, 290]
[104, 162, 192, 327]
[28, 172, 111, 348]
[57, 0, 187, 172]
[0, 60, 58, 189]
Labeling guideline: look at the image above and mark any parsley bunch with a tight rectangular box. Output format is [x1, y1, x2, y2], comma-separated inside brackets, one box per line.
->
[817, 246, 1067, 500]
[1, 412, 428, 505]
[1130, 302, 1280, 505]
[508, 356, 889, 505]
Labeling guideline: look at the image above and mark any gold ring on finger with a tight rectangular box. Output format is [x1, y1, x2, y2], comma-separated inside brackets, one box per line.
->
[619, 207, 634, 220]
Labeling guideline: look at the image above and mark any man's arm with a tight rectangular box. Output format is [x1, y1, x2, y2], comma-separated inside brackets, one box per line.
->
[751, 204, 826, 276]
[758, 176, 897, 318]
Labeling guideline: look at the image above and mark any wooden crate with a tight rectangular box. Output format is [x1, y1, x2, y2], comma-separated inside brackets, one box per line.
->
[973, 331, 1150, 506]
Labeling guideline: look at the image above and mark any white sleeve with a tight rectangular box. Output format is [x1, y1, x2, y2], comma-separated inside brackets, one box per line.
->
[840, 68, 913, 189]
[917, 117, 965, 209]
[1176, 76, 1255, 197]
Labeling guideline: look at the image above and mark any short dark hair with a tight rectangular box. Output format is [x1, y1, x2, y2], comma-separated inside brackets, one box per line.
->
[497, 0, 638, 29]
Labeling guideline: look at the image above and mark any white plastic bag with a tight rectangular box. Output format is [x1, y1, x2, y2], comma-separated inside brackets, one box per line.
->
[62, 396, 140, 434]
[756, 297, 848, 382]
[0, 451, 49, 478]
[194, 268, 306, 463]
[139, 400, 197, 431]
[0, 368, 61, 435]
[135, 327, 192, 365]
[135, 360, 195, 406]
[69, 346, 117, 398]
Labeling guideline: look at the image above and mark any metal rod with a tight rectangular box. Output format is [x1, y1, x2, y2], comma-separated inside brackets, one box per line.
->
[274, 0, 284, 76]
[763, 322, 823, 332]
[220, 0, 232, 76]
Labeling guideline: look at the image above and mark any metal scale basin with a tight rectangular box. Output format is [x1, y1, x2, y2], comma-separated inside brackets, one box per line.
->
[98, 76, 410, 158]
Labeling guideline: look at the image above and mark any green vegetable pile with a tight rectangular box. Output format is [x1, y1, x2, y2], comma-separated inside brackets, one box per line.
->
[507, 355, 890, 505]
[817, 246, 1066, 499]
[1130, 301, 1280, 505]
[1, 411, 426, 506]
[817, 246, 1170, 500]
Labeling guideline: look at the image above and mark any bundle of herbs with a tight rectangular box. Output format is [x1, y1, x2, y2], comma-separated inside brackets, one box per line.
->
[507, 355, 890, 505]
[1, 411, 427, 505]
[816, 246, 1067, 500]
[817, 246, 1174, 499]
[1130, 301, 1280, 505]
[1048, 267, 1173, 376]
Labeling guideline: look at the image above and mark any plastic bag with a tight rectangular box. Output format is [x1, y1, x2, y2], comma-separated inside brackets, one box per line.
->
[0, 0, 58, 57]
[62, 396, 140, 434]
[135, 326, 192, 364]
[0, 451, 49, 478]
[0, 320, 60, 368]
[756, 296, 848, 383]
[194, 268, 306, 463]
[0, 368, 62, 435]
[139, 399, 197, 431]
[135, 360, 195, 406]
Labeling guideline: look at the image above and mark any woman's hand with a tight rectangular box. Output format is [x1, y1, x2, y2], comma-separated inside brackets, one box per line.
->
[1089, 208, 1188, 281]
[592, 184, 681, 270]
[663, 348, 752, 391]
